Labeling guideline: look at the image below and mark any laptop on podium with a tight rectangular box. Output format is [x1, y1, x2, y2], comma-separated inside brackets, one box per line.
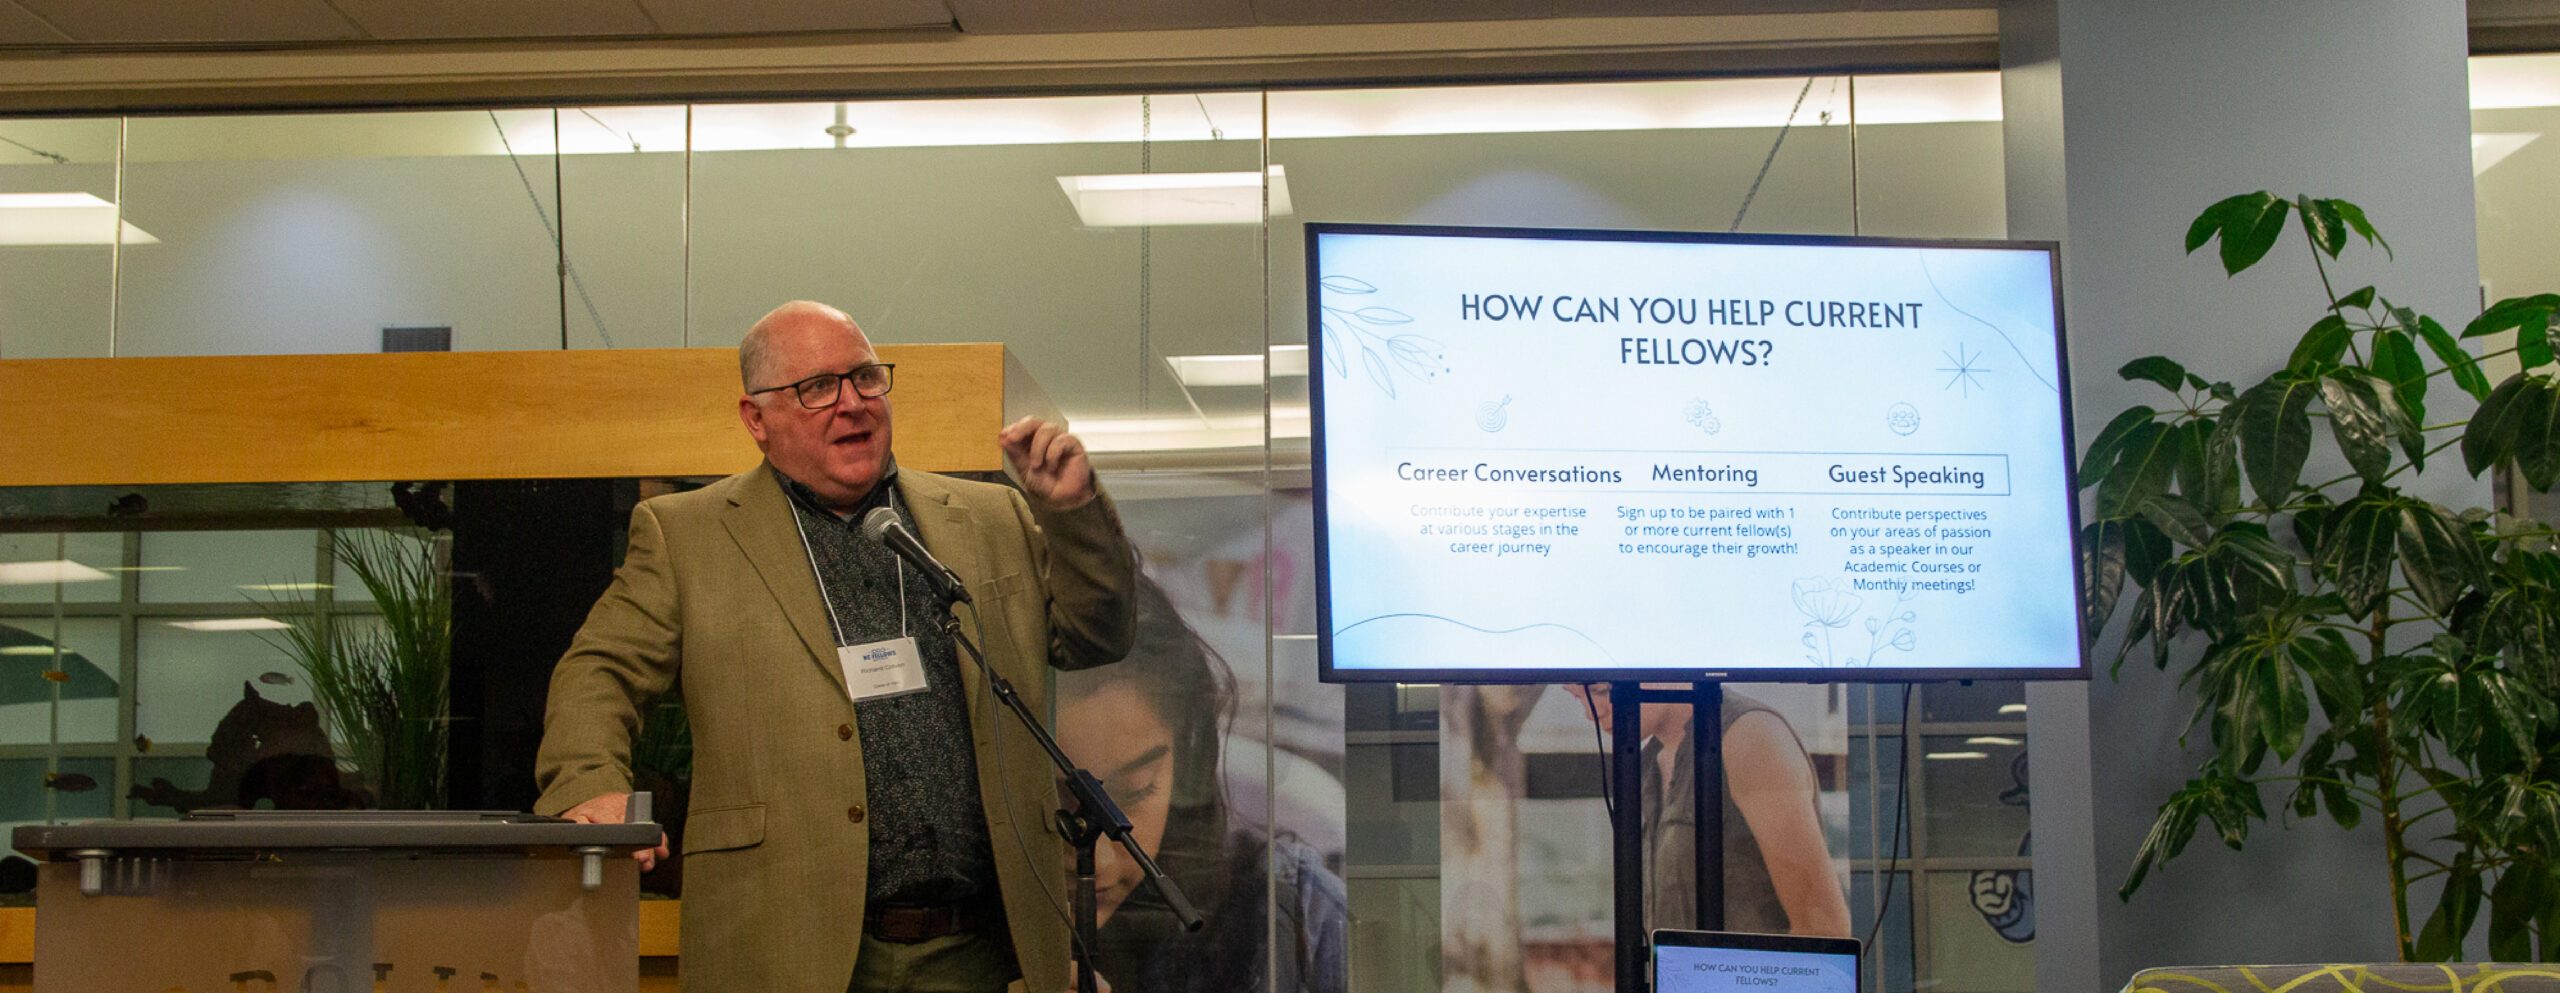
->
[1652, 929, 1862, 993]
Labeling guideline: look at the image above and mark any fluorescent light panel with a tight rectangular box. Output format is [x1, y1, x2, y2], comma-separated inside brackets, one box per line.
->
[165, 618, 292, 632]
[1058, 166, 1291, 227]
[1924, 751, 1990, 760]
[1965, 736, 2024, 746]
[0, 560, 115, 586]
[1998, 703, 2028, 715]
[1166, 345, 1312, 387]
[1076, 405, 1311, 453]
[0, 645, 60, 656]
[0, 193, 159, 246]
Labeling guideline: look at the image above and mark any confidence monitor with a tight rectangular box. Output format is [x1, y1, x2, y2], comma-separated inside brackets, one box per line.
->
[1653, 930, 1861, 993]
[1307, 223, 2084, 684]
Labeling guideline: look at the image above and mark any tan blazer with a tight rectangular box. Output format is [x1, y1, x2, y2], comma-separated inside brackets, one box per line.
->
[533, 463, 1137, 993]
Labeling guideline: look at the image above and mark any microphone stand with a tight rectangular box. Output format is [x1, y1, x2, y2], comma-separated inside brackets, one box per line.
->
[934, 606, 1202, 993]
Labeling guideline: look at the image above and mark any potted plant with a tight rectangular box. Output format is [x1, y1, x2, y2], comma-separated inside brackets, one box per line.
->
[265, 528, 452, 811]
[2088, 191, 2560, 961]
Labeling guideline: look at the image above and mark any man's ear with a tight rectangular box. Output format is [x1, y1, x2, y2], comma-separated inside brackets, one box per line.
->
[738, 395, 770, 445]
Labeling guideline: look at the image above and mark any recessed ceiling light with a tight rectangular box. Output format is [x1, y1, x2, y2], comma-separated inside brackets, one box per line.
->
[0, 193, 160, 246]
[0, 645, 60, 656]
[1997, 703, 2028, 715]
[0, 560, 116, 586]
[1965, 736, 2023, 746]
[1057, 166, 1292, 227]
[1924, 751, 1989, 760]
[165, 618, 292, 632]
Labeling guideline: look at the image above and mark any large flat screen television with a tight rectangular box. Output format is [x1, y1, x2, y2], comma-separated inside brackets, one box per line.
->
[1307, 223, 2084, 684]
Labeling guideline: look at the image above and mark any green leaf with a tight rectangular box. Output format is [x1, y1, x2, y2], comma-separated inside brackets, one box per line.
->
[2461, 293, 2560, 341]
[2521, 308, 2552, 371]
[2138, 493, 2214, 549]
[2464, 374, 2539, 478]
[2297, 195, 2346, 258]
[2258, 643, 2310, 760]
[2397, 501, 2487, 615]
[2223, 194, 2290, 275]
[2080, 520, 2128, 642]
[2288, 314, 2354, 372]
[2235, 377, 2318, 506]
[2415, 860, 2482, 961]
[2487, 865, 2545, 961]
[2124, 515, 2176, 578]
[2320, 373, 2397, 483]
[2338, 285, 2378, 311]
[2098, 421, 2183, 520]
[2322, 496, 2401, 619]
[2177, 417, 2241, 509]
[2291, 627, 2363, 717]
[2120, 357, 2190, 393]
[2323, 199, 2391, 258]
[2370, 329, 2428, 426]
[2120, 768, 2262, 899]
[2080, 406, 2159, 490]
[2416, 315, 2491, 402]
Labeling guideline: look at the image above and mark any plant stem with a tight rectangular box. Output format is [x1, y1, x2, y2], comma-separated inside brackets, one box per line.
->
[2368, 601, 2417, 961]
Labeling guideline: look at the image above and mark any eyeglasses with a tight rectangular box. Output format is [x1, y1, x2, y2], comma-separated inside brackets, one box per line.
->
[750, 363, 895, 409]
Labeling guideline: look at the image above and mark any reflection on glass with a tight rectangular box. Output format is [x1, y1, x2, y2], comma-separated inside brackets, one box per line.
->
[139, 529, 320, 603]
[1924, 870, 2035, 992]
[1918, 680, 2027, 724]
[0, 756, 113, 827]
[0, 116, 120, 359]
[0, 617, 120, 744]
[0, 532, 122, 604]
[134, 620, 314, 745]
[557, 105, 688, 349]
[1920, 735, 2031, 859]
[1058, 579, 1347, 993]
[117, 110, 565, 356]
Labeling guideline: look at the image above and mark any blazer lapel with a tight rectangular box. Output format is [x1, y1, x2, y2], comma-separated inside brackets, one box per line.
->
[898, 471, 989, 705]
[720, 463, 848, 697]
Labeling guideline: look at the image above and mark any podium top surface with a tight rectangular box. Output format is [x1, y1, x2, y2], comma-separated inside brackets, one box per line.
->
[11, 810, 663, 859]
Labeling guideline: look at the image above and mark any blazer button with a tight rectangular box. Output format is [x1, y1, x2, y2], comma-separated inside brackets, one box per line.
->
[837, 723, 854, 741]
[847, 803, 866, 823]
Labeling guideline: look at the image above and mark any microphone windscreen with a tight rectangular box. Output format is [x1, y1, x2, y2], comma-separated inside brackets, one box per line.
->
[861, 506, 900, 542]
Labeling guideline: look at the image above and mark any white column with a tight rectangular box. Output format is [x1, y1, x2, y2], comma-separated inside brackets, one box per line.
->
[2001, 1, 2481, 988]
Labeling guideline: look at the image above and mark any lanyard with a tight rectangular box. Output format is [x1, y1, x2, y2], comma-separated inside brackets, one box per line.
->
[787, 503, 908, 646]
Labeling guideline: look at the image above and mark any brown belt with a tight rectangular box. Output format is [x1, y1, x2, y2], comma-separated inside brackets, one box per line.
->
[864, 901, 994, 944]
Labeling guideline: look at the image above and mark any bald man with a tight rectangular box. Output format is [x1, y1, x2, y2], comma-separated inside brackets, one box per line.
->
[534, 301, 1138, 993]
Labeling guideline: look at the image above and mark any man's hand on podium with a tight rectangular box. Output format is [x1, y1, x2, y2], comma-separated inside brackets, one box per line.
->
[563, 791, 672, 871]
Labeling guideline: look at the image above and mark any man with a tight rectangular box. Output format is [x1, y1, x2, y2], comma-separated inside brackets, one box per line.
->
[1563, 683, 1852, 937]
[534, 300, 1137, 993]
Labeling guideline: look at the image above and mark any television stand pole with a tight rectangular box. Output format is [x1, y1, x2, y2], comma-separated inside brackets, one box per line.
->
[1611, 681, 1726, 993]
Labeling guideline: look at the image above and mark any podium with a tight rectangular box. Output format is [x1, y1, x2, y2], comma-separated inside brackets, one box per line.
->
[12, 810, 662, 993]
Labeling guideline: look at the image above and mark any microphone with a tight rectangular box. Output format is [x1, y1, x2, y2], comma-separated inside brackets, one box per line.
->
[861, 507, 973, 605]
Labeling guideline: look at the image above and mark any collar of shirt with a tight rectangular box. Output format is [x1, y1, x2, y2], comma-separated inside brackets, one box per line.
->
[772, 456, 901, 524]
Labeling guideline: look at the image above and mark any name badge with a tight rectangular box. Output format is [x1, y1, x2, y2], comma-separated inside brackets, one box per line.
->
[839, 636, 930, 702]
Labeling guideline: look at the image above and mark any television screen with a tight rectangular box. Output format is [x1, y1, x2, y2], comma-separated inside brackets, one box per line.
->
[1307, 223, 2083, 684]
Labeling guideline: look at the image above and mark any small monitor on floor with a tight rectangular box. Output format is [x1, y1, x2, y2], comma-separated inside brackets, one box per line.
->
[1652, 929, 1862, 993]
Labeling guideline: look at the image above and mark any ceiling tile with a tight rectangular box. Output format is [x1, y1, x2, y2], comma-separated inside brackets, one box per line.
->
[330, 0, 659, 40]
[0, 2, 71, 44]
[950, 0, 1254, 34]
[636, 0, 951, 35]
[15, 0, 363, 44]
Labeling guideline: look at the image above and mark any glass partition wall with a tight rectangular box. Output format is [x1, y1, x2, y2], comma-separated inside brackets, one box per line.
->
[0, 75, 2032, 993]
